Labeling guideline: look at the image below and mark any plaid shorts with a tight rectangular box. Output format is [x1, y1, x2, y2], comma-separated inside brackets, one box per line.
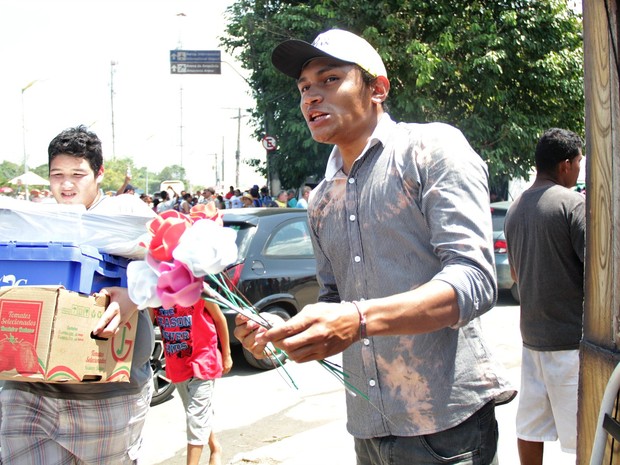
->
[0, 382, 152, 465]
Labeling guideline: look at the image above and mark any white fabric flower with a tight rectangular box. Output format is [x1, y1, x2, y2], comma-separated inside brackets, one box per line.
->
[127, 260, 162, 309]
[173, 219, 238, 277]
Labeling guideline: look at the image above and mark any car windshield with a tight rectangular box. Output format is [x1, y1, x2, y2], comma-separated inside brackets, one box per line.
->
[225, 223, 256, 262]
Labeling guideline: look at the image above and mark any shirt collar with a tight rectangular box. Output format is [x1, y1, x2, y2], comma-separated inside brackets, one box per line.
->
[87, 189, 105, 211]
[323, 113, 395, 181]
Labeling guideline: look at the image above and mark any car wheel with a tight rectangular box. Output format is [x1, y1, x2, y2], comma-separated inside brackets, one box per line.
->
[150, 327, 176, 406]
[510, 283, 520, 304]
[242, 306, 291, 370]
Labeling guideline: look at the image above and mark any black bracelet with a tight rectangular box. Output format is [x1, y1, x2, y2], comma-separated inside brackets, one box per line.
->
[351, 301, 367, 340]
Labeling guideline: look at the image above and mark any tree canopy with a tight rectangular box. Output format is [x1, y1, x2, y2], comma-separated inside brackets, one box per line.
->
[222, 0, 584, 195]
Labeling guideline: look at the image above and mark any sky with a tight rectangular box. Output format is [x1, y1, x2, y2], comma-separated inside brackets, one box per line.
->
[0, 0, 266, 190]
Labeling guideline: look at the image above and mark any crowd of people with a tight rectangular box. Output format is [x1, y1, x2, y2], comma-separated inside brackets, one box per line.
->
[144, 183, 313, 214]
[0, 177, 314, 215]
[0, 186, 56, 203]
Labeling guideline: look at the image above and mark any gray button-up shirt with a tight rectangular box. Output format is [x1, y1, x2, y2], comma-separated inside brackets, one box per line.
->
[308, 114, 515, 438]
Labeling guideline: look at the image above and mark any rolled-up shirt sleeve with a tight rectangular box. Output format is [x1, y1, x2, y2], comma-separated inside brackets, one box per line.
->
[418, 124, 497, 326]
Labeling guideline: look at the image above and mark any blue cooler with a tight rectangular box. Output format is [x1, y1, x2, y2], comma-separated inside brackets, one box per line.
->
[0, 242, 130, 293]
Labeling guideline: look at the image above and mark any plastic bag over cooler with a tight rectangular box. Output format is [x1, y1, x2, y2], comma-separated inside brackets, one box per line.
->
[0, 197, 152, 259]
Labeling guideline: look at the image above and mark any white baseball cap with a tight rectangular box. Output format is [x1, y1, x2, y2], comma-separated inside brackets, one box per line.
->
[271, 29, 387, 80]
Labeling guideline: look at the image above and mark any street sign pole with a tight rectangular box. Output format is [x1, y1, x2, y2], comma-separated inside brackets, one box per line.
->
[170, 50, 222, 176]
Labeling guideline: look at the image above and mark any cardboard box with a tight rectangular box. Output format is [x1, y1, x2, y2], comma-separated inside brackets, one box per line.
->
[0, 286, 137, 383]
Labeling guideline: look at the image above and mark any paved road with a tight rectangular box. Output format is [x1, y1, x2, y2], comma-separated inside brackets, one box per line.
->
[141, 346, 351, 465]
[140, 291, 576, 464]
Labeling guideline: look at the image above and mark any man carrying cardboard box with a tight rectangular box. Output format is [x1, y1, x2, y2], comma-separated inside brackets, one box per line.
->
[0, 125, 156, 465]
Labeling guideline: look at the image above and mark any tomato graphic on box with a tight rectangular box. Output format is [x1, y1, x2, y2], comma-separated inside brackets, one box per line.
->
[0, 336, 42, 375]
[0, 298, 42, 346]
[0, 298, 44, 375]
[0, 337, 16, 372]
[15, 339, 41, 375]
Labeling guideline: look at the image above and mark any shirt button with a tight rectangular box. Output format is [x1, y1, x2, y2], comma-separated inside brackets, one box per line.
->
[363, 338, 370, 346]
[354, 256, 361, 263]
[349, 214, 356, 221]
[369, 379, 376, 387]
[348, 178, 355, 184]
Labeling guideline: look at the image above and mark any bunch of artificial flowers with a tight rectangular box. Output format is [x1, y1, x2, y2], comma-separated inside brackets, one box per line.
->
[126, 203, 367, 396]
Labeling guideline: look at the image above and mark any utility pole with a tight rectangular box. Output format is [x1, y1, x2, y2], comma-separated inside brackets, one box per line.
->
[235, 107, 241, 187]
[264, 111, 271, 193]
[220, 61, 252, 188]
[110, 61, 117, 159]
[179, 85, 184, 169]
[225, 107, 246, 188]
[21, 80, 38, 201]
[214, 152, 219, 186]
[145, 135, 155, 195]
[175, 12, 186, 170]
[221, 136, 225, 187]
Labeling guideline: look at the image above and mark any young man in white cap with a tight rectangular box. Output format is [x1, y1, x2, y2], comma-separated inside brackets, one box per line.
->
[235, 29, 514, 464]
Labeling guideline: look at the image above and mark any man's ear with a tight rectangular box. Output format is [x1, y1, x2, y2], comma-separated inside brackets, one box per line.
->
[554, 159, 571, 186]
[372, 76, 390, 104]
[558, 159, 571, 175]
[96, 166, 105, 185]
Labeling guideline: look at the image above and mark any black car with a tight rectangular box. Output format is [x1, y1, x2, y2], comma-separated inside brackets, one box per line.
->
[221, 208, 319, 369]
[150, 325, 175, 406]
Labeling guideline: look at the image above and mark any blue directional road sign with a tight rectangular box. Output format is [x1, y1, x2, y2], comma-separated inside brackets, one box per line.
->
[170, 50, 221, 74]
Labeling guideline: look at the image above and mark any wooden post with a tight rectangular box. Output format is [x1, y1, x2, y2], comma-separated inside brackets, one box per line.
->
[579, 0, 620, 462]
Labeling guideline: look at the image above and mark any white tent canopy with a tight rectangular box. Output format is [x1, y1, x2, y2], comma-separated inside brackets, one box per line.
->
[9, 171, 50, 186]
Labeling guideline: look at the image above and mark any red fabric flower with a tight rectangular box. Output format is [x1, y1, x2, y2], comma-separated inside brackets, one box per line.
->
[147, 211, 193, 262]
[156, 260, 203, 309]
[190, 203, 223, 226]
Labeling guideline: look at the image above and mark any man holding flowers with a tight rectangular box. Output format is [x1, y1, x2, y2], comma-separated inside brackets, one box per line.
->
[234, 29, 515, 465]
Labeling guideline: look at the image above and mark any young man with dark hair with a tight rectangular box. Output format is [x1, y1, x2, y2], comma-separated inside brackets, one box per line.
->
[1, 125, 156, 465]
[235, 29, 514, 465]
[504, 128, 585, 464]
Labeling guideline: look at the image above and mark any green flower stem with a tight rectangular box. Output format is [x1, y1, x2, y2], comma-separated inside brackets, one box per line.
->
[203, 273, 370, 402]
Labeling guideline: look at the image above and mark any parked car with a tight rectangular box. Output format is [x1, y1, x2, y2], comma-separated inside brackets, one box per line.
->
[490, 201, 520, 303]
[147, 208, 318, 400]
[221, 208, 319, 369]
[150, 325, 175, 406]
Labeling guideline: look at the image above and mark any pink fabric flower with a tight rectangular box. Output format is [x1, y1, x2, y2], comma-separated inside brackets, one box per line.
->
[156, 260, 203, 309]
[147, 211, 192, 262]
[129, 207, 235, 311]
